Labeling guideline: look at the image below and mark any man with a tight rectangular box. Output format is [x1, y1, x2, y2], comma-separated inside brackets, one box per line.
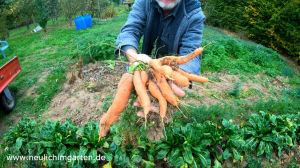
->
[116, 0, 205, 114]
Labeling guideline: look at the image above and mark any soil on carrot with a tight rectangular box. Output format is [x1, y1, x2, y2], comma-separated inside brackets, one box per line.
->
[44, 61, 290, 140]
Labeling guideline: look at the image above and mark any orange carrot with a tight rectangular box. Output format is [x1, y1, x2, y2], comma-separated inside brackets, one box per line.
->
[98, 73, 133, 139]
[148, 80, 167, 119]
[140, 70, 149, 85]
[149, 59, 162, 71]
[149, 59, 173, 79]
[153, 70, 179, 106]
[133, 70, 151, 124]
[176, 68, 209, 82]
[159, 46, 205, 65]
[158, 56, 178, 66]
[160, 65, 173, 79]
[170, 71, 190, 87]
[137, 70, 149, 105]
[176, 47, 204, 64]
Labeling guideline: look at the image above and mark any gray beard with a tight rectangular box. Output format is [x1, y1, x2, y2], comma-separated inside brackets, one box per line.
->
[155, 0, 181, 10]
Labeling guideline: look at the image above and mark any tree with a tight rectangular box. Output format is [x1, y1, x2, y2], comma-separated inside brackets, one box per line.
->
[60, 0, 82, 26]
[0, 15, 9, 40]
[0, 0, 10, 39]
[34, 0, 50, 31]
[21, 0, 34, 30]
[49, 0, 59, 22]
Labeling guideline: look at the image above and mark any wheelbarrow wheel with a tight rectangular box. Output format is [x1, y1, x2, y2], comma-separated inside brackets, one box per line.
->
[0, 91, 16, 113]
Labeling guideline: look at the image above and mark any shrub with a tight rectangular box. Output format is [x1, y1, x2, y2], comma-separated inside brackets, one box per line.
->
[0, 15, 9, 40]
[200, 0, 300, 62]
[101, 5, 117, 19]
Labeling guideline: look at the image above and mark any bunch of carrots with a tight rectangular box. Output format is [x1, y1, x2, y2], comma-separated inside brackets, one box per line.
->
[98, 45, 210, 140]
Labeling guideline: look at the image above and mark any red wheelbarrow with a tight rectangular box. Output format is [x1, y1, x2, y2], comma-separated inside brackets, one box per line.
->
[0, 56, 21, 112]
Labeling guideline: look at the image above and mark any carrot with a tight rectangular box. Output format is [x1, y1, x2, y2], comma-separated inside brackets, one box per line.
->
[169, 71, 190, 87]
[159, 47, 203, 65]
[137, 70, 149, 105]
[153, 70, 179, 106]
[176, 47, 204, 65]
[176, 68, 209, 82]
[140, 70, 149, 85]
[148, 80, 167, 119]
[159, 43, 212, 66]
[98, 73, 133, 139]
[133, 70, 151, 125]
[149, 59, 174, 79]
[158, 56, 178, 66]
[160, 65, 173, 79]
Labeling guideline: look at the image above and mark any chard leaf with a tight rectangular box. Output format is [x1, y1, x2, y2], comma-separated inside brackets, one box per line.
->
[113, 136, 122, 146]
[245, 137, 258, 151]
[59, 145, 66, 156]
[142, 159, 156, 168]
[262, 135, 273, 142]
[167, 148, 181, 167]
[232, 148, 241, 160]
[147, 153, 154, 162]
[265, 143, 273, 159]
[103, 151, 113, 161]
[284, 135, 293, 146]
[183, 147, 193, 164]
[131, 154, 142, 163]
[278, 147, 282, 157]
[37, 148, 44, 156]
[257, 141, 265, 156]
[79, 146, 88, 156]
[16, 138, 24, 150]
[103, 161, 112, 168]
[192, 145, 203, 152]
[197, 151, 211, 168]
[103, 141, 109, 148]
[157, 149, 169, 159]
[89, 148, 97, 164]
[192, 160, 199, 168]
[222, 148, 231, 160]
[213, 159, 222, 168]
[174, 157, 185, 167]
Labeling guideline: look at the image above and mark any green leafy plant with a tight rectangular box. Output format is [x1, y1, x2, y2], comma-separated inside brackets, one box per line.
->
[155, 122, 222, 168]
[242, 111, 297, 159]
[218, 119, 245, 162]
[228, 82, 241, 98]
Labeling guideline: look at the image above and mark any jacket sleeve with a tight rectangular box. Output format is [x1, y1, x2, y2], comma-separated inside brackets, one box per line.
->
[115, 0, 147, 54]
[178, 12, 205, 75]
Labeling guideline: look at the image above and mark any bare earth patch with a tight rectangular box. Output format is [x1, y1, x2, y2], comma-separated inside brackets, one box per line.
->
[183, 72, 290, 107]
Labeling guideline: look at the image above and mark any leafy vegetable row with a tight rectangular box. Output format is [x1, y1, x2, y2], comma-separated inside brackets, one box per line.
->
[1, 111, 299, 167]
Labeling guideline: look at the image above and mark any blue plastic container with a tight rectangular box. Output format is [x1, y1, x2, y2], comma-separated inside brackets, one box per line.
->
[83, 15, 92, 27]
[74, 16, 87, 30]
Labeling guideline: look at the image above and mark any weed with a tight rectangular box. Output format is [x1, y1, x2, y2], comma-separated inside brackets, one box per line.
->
[228, 82, 241, 98]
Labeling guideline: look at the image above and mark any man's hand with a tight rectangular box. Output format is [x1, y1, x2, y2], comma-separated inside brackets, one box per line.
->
[126, 48, 152, 64]
[136, 54, 152, 64]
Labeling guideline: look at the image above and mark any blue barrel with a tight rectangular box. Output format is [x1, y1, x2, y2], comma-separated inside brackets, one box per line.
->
[74, 16, 87, 30]
[83, 15, 92, 28]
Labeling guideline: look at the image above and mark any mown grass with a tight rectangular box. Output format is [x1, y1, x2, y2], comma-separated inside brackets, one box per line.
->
[0, 13, 299, 142]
